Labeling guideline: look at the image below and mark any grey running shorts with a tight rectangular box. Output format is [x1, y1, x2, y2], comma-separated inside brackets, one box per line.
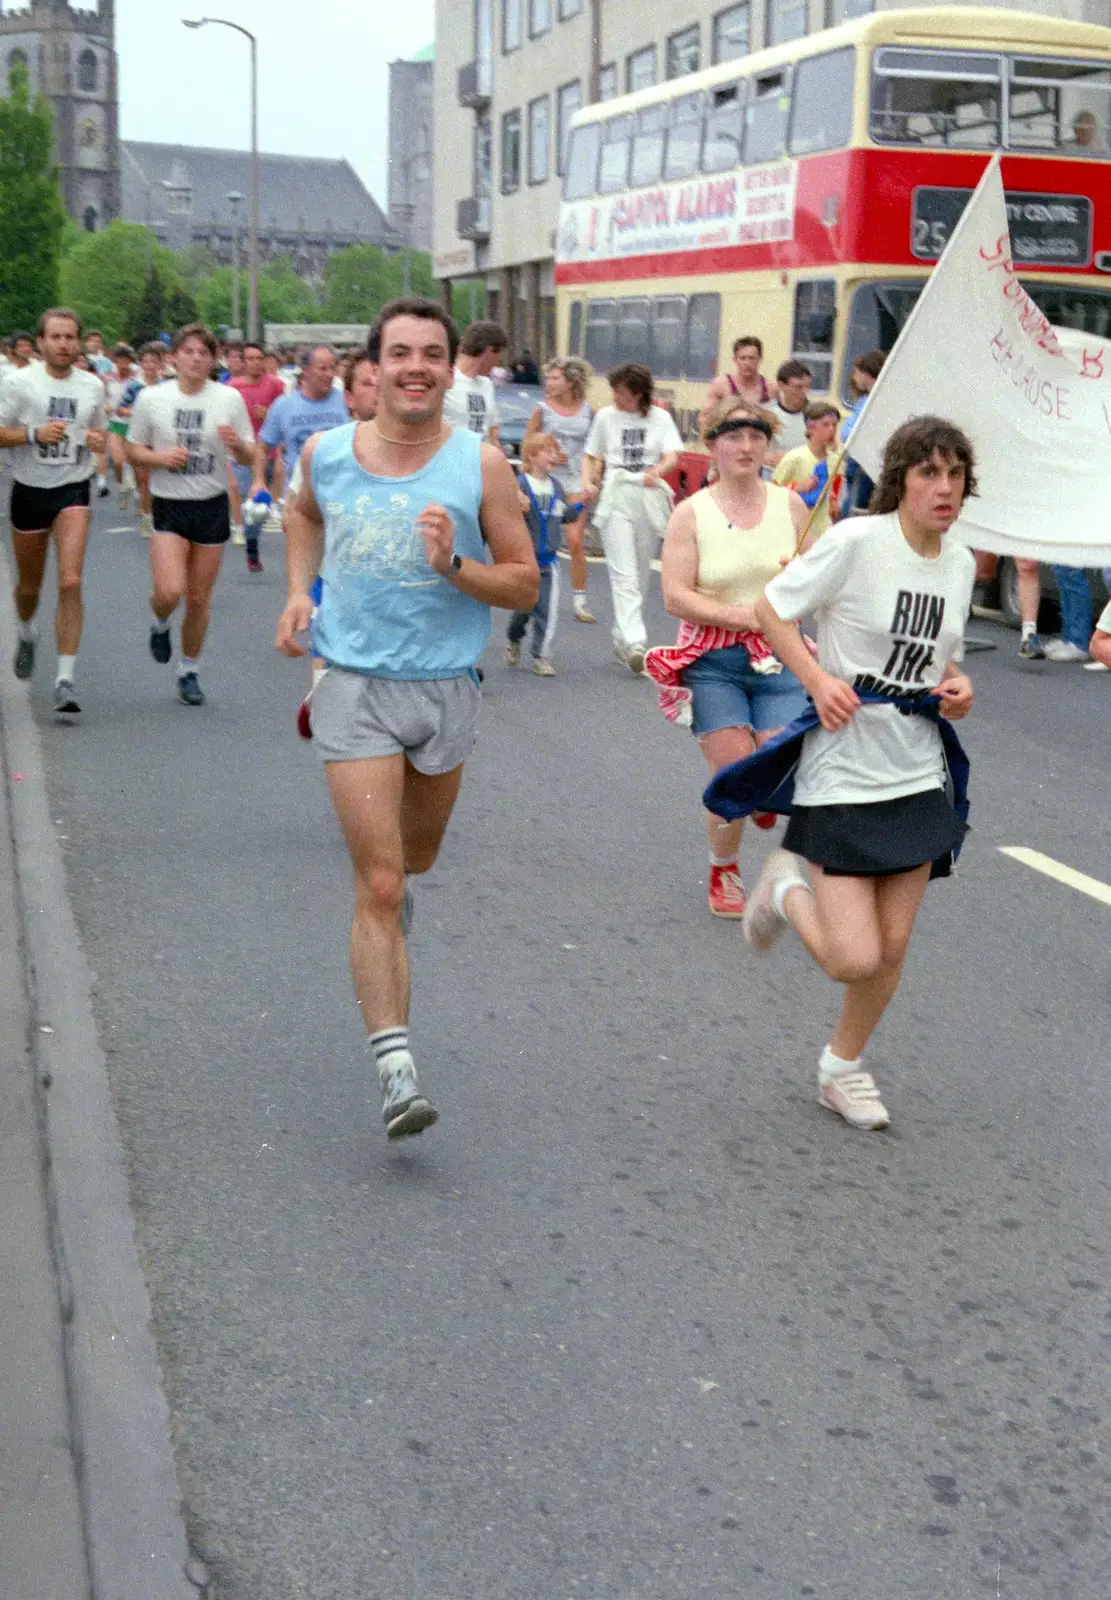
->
[311, 667, 482, 772]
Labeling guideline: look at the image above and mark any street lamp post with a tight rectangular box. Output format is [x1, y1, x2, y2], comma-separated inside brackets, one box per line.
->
[183, 17, 260, 340]
[226, 189, 244, 334]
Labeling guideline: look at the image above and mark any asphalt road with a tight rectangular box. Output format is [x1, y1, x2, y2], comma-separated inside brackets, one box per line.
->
[29, 499, 1111, 1599]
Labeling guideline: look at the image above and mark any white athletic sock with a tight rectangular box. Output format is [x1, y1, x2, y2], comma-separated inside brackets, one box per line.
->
[55, 654, 76, 684]
[17, 617, 37, 642]
[709, 851, 738, 868]
[151, 604, 170, 631]
[573, 589, 589, 609]
[1021, 619, 1037, 639]
[311, 665, 326, 689]
[370, 1027, 411, 1081]
[772, 873, 810, 923]
[819, 1044, 861, 1081]
[178, 656, 198, 677]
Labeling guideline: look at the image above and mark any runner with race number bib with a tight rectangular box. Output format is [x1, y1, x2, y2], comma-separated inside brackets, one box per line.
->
[0, 307, 108, 714]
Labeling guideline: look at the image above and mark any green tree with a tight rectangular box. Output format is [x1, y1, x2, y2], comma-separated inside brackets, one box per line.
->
[320, 244, 434, 323]
[0, 62, 67, 331]
[59, 221, 196, 343]
[195, 254, 319, 331]
[451, 278, 486, 327]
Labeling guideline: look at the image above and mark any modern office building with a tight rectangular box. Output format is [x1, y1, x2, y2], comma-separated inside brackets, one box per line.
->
[388, 46, 435, 252]
[432, 0, 1111, 358]
[0, 0, 120, 233]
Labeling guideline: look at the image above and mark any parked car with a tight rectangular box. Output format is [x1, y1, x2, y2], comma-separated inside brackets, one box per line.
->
[984, 559, 1110, 630]
[494, 382, 544, 462]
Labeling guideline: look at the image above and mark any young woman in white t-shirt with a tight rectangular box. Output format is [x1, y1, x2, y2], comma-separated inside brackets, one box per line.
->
[525, 357, 596, 622]
[582, 363, 683, 674]
[746, 416, 977, 1132]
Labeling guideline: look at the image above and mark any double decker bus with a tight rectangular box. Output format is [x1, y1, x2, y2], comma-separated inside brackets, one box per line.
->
[555, 7, 1111, 478]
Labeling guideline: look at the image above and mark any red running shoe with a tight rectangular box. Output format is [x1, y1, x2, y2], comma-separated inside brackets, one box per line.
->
[753, 811, 777, 830]
[297, 698, 313, 740]
[708, 862, 746, 918]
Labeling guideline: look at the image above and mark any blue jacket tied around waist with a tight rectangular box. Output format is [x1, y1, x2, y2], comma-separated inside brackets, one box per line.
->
[703, 690, 970, 863]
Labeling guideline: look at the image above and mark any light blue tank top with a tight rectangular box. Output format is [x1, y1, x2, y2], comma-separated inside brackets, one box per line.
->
[310, 423, 489, 679]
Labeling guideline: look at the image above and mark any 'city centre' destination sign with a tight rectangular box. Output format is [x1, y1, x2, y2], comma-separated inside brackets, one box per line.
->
[911, 187, 1092, 268]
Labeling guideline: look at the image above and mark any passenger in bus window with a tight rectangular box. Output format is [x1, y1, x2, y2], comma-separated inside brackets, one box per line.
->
[582, 362, 683, 674]
[525, 356, 597, 623]
[1070, 109, 1105, 153]
[652, 397, 811, 919]
[703, 335, 778, 419]
[767, 360, 812, 466]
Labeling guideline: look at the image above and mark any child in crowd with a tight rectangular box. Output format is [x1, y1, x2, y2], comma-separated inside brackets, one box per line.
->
[772, 399, 844, 539]
[505, 433, 580, 677]
[1088, 594, 1111, 670]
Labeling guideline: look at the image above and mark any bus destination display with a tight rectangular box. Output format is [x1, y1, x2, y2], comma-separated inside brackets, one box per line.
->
[911, 188, 1092, 268]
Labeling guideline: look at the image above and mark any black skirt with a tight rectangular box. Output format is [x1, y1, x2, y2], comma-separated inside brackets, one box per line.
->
[783, 788, 967, 880]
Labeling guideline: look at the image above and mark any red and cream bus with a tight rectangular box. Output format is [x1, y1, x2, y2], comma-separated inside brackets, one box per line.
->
[555, 7, 1111, 477]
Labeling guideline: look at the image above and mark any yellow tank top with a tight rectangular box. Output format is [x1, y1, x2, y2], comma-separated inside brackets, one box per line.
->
[693, 483, 797, 608]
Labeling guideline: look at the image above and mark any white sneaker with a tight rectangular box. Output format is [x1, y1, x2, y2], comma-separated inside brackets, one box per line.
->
[573, 599, 596, 623]
[504, 640, 521, 667]
[140, 512, 154, 539]
[230, 525, 247, 547]
[626, 644, 647, 675]
[743, 848, 810, 952]
[380, 1056, 438, 1140]
[532, 657, 556, 676]
[818, 1053, 890, 1131]
[1043, 638, 1089, 662]
[1082, 660, 1109, 672]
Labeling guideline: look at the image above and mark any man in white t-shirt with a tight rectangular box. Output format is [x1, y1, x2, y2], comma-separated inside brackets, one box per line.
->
[440, 319, 507, 446]
[128, 323, 255, 707]
[0, 307, 108, 715]
[744, 416, 976, 1133]
[583, 363, 683, 672]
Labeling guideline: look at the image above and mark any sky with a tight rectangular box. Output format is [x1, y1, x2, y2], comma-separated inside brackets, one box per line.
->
[111, 0, 435, 208]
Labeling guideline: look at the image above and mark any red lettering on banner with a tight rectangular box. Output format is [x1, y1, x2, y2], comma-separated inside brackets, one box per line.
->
[1079, 349, 1105, 380]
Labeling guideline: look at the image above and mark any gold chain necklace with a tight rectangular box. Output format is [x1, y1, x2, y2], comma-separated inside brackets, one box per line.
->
[368, 420, 443, 447]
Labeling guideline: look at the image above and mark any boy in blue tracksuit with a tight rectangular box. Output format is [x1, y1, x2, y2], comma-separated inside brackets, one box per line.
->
[504, 433, 581, 677]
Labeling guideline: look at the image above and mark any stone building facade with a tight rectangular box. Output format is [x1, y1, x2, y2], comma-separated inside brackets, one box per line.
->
[388, 46, 434, 252]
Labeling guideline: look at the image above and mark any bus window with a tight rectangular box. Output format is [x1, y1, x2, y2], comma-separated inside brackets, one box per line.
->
[664, 93, 704, 181]
[584, 299, 617, 370]
[616, 297, 652, 365]
[685, 293, 721, 382]
[630, 104, 667, 189]
[789, 48, 855, 155]
[650, 296, 686, 378]
[1023, 283, 1111, 338]
[598, 114, 634, 193]
[842, 279, 924, 398]
[568, 298, 584, 356]
[744, 70, 791, 166]
[564, 122, 601, 199]
[1008, 58, 1111, 158]
[792, 279, 836, 391]
[870, 49, 1001, 150]
[701, 81, 746, 173]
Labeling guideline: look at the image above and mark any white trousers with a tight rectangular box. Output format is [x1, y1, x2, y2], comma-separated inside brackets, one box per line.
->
[601, 510, 657, 650]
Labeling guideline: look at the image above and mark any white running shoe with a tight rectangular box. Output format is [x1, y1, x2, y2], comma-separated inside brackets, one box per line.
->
[140, 512, 154, 539]
[504, 640, 521, 667]
[230, 525, 247, 547]
[573, 602, 596, 623]
[743, 848, 810, 952]
[818, 1059, 890, 1131]
[1082, 660, 1108, 672]
[626, 644, 647, 675]
[532, 657, 556, 676]
[380, 1056, 438, 1140]
[1043, 639, 1089, 663]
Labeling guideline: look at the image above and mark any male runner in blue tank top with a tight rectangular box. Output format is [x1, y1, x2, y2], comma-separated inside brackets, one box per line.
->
[276, 298, 537, 1141]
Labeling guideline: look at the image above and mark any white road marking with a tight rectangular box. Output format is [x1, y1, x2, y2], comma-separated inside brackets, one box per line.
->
[999, 846, 1111, 908]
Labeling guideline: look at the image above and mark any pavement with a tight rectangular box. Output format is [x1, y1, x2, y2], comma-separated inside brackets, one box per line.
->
[2, 495, 1110, 1599]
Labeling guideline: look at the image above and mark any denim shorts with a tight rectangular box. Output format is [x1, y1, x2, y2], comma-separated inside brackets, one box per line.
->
[681, 643, 807, 737]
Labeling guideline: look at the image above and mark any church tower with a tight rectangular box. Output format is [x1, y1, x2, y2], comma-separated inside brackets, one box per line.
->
[0, 0, 120, 233]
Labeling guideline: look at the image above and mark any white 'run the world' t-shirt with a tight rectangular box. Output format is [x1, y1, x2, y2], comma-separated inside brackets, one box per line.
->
[129, 380, 254, 501]
[584, 403, 684, 474]
[0, 363, 106, 487]
[441, 370, 500, 438]
[763, 513, 975, 806]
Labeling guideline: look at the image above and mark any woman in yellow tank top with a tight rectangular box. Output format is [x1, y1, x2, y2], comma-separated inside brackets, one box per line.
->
[660, 397, 814, 920]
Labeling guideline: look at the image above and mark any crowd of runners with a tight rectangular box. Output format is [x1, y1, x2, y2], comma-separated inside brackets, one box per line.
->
[2, 299, 1108, 1144]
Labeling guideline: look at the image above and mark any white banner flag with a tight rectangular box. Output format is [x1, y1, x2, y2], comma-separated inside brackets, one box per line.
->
[848, 154, 1111, 566]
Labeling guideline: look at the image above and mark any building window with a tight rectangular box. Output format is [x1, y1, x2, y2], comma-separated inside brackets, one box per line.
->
[77, 48, 98, 93]
[8, 48, 28, 74]
[713, 4, 750, 63]
[503, 0, 522, 52]
[667, 26, 700, 80]
[598, 63, 618, 100]
[83, 205, 98, 233]
[559, 0, 582, 16]
[557, 80, 582, 175]
[475, 111, 493, 199]
[528, 94, 550, 183]
[768, 0, 808, 46]
[827, 0, 872, 20]
[502, 108, 522, 193]
[529, 0, 551, 38]
[626, 46, 657, 95]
